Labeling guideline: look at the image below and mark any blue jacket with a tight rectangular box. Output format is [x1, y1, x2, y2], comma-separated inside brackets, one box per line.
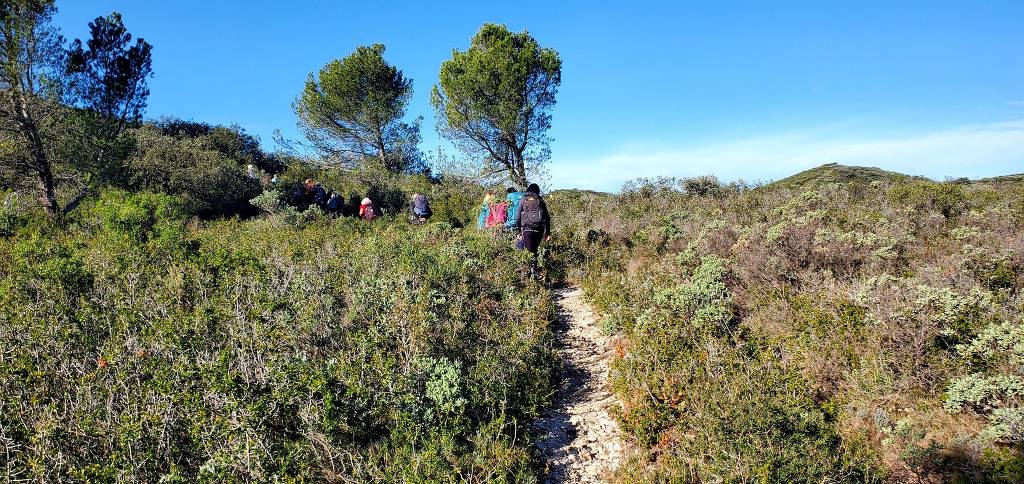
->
[504, 191, 523, 228]
[477, 201, 490, 228]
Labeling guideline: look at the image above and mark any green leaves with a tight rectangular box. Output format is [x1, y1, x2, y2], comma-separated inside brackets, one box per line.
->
[0, 196, 555, 481]
[432, 23, 561, 186]
[295, 44, 420, 173]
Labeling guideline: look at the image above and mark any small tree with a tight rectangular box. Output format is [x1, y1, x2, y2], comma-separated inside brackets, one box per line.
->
[0, 0, 66, 216]
[294, 43, 420, 173]
[65, 11, 152, 199]
[0, 4, 151, 217]
[431, 23, 561, 187]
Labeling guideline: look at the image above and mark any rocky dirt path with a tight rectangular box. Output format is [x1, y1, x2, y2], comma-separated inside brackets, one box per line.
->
[534, 286, 627, 483]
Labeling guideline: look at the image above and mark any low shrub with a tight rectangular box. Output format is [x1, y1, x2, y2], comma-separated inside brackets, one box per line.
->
[548, 167, 1024, 481]
[0, 189, 556, 481]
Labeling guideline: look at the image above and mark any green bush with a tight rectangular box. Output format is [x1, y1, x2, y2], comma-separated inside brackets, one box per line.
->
[547, 166, 1024, 481]
[0, 189, 556, 481]
[126, 125, 262, 217]
[946, 320, 1024, 444]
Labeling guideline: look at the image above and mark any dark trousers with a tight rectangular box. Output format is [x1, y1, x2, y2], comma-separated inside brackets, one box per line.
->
[522, 230, 543, 254]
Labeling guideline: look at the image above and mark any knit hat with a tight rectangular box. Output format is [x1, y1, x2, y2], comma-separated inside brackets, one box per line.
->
[361, 198, 372, 205]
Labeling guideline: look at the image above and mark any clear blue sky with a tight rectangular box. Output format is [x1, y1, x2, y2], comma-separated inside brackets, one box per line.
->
[54, 1, 1024, 191]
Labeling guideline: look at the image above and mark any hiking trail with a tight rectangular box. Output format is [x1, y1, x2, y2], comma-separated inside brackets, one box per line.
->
[534, 286, 628, 483]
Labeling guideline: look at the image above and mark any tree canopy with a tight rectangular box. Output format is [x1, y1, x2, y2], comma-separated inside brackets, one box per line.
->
[67, 12, 152, 133]
[1, 3, 151, 217]
[432, 23, 561, 187]
[294, 43, 421, 173]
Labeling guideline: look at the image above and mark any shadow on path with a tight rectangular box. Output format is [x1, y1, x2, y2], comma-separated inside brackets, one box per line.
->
[533, 287, 625, 483]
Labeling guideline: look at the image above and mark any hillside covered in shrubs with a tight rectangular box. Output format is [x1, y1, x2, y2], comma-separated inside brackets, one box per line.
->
[546, 164, 1024, 482]
[3, 1, 1023, 482]
[0, 185, 557, 481]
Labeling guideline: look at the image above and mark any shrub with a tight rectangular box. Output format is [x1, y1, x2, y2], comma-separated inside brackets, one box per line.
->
[547, 166, 1024, 481]
[946, 320, 1024, 444]
[0, 194, 556, 481]
[126, 125, 262, 217]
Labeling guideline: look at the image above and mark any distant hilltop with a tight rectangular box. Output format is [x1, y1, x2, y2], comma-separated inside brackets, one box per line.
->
[553, 163, 1024, 195]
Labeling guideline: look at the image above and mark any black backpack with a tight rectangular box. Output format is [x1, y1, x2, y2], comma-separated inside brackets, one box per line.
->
[520, 195, 544, 231]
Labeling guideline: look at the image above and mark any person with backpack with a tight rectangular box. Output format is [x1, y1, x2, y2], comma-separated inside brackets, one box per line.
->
[486, 198, 508, 228]
[291, 182, 307, 209]
[326, 191, 342, 215]
[311, 183, 328, 209]
[359, 197, 378, 221]
[410, 193, 432, 223]
[504, 186, 523, 234]
[516, 183, 551, 256]
[477, 193, 493, 228]
[302, 179, 316, 206]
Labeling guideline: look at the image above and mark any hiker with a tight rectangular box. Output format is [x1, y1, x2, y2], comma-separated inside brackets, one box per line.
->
[359, 197, 378, 221]
[486, 197, 508, 228]
[303, 179, 316, 205]
[247, 164, 258, 179]
[504, 186, 523, 234]
[311, 182, 328, 209]
[410, 193, 432, 223]
[477, 193, 493, 228]
[516, 183, 551, 256]
[291, 182, 306, 208]
[326, 191, 342, 215]
[270, 174, 279, 185]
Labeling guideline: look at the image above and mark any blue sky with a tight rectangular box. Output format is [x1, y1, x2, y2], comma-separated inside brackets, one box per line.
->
[54, 1, 1024, 191]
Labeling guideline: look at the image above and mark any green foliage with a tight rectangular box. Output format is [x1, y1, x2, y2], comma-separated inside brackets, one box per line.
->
[890, 180, 969, 219]
[66, 12, 152, 127]
[548, 165, 1024, 481]
[0, 189, 556, 481]
[607, 254, 877, 481]
[249, 188, 292, 215]
[946, 320, 1024, 444]
[295, 43, 422, 173]
[0, 191, 24, 236]
[156, 118, 284, 174]
[126, 125, 262, 217]
[772, 162, 921, 190]
[2, 2, 153, 217]
[432, 23, 561, 186]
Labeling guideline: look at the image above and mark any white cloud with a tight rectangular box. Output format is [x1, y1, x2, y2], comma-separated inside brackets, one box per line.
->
[551, 120, 1024, 192]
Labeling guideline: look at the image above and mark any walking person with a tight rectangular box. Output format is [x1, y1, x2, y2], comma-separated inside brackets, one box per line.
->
[359, 197, 379, 221]
[504, 186, 523, 236]
[477, 193, 494, 228]
[410, 193, 432, 224]
[515, 183, 551, 276]
[326, 191, 342, 215]
[302, 179, 316, 207]
[311, 182, 328, 210]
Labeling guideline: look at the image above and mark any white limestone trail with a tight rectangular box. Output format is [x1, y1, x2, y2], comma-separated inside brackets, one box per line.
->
[534, 287, 628, 483]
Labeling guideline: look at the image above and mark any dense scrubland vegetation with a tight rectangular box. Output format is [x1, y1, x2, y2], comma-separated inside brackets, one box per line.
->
[547, 164, 1024, 482]
[4, 1, 1023, 483]
[1, 181, 561, 481]
[2, 1, 569, 481]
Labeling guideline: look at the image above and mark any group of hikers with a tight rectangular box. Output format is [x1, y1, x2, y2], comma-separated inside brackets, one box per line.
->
[286, 177, 552, 264]
[477, 183, 551, 256]
[289, 178, 413, 221]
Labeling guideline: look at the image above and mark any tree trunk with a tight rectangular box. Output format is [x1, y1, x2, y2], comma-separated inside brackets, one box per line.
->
[35, 163, 58, 217]
[373, 124, 390, 171]
[13, 91, 59, 217]
[378, 145, 388, 170]
[511, 148, 528, 187]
